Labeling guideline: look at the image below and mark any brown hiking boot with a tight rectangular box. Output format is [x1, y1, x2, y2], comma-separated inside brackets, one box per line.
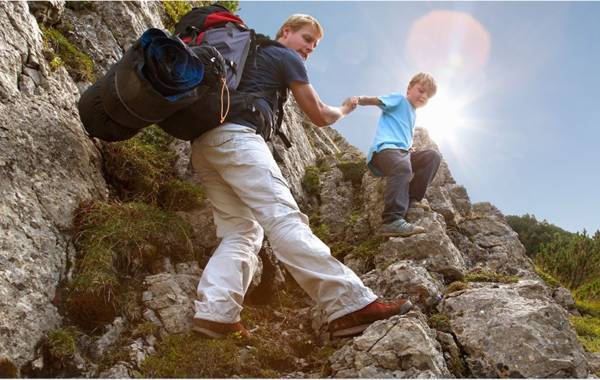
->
[192, 318, 251, 339]
[327, 298, 413, 338]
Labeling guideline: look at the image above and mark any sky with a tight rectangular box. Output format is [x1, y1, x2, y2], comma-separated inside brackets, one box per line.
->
[237, 1, 600, 234]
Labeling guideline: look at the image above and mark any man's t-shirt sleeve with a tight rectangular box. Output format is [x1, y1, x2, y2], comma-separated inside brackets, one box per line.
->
[377, 92, 405, 112]
[280, 49, 310, 85]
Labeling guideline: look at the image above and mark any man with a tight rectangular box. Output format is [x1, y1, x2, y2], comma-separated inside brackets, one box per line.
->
[191, 14, 412, 339]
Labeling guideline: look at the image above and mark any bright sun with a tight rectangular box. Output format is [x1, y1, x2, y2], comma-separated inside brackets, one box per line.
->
[417, 89, 467, 144]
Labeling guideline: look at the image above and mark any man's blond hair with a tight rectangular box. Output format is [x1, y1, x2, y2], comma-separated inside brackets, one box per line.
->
[408, 72, 437, 97]
[276, 14, 324, 40]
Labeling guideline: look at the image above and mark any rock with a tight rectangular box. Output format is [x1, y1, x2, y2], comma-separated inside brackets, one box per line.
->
[90, 317, 125, 360]
[98, 362, 132, 378]
[436, 331, 466, 377]
[329, 312, 451, 378]
[586, 352, 600, 374]
[318, 167, 354, 240]
[142, 273, 196, 334]
[553, 286, 576, 311]
[1, 1, 107, 369]
[440, 280, 589, 377]
[361, 260, 443, 311]
[28, 1, 65, 25]
[376, 212, 466, 282]
[458, 203, 534, 277]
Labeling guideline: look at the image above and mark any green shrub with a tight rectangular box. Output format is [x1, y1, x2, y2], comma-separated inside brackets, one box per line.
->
[506, 214, 571, 258]
[40, 26, 94, 82]
[575, 277, 600, 301]
[535, 231, 600, 290]
[162, 0, 193, 32]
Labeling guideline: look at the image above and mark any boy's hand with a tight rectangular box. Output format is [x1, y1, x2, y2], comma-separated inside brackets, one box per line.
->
[340, 97, 358, 115]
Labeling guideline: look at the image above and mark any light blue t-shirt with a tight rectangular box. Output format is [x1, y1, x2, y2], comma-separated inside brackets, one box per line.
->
[366, 92, 416, 175]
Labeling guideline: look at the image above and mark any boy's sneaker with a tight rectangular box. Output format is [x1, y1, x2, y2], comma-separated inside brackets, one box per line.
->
[328, 298, 413, 338]
[378, 218, 426, 237]
[192, 318, 251, 339]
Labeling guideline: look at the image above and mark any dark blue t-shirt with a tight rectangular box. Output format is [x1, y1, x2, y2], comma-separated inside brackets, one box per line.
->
[233, 45, 309, 129]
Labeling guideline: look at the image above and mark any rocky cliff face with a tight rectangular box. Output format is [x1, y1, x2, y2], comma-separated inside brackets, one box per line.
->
[0, 1, 593, 378]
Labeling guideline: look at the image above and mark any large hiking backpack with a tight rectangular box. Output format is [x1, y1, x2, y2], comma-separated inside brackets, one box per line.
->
[158, 4, 291, 146]
[77, 28, 214, 142]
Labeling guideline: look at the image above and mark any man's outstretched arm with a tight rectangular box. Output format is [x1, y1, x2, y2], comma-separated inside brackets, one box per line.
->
[290, 81, 357, 127]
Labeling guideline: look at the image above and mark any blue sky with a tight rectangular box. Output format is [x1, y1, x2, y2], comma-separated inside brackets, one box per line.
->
[238, 1, 600, 233]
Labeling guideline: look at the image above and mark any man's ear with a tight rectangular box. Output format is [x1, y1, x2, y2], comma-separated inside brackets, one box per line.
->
[281, 26, 291, 39]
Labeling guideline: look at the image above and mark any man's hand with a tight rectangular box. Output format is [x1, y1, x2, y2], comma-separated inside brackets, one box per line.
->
[340, 97, 358, 115]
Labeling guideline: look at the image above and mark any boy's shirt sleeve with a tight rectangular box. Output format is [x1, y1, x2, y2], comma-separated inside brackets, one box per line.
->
[377, 92, 405, 112]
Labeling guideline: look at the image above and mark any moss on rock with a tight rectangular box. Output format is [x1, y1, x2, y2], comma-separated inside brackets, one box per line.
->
[464, 270, 519, 284]
[302, 165, 320, 198]
[336, 160, 366, 187]
[445, 281, 469, 294]
[428, 313, 452, 333]
[40, 26, 95, 82]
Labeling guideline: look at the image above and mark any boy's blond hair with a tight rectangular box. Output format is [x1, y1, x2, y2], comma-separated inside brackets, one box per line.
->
[408, 72, 437, 97]
[276, 14, 324, 40]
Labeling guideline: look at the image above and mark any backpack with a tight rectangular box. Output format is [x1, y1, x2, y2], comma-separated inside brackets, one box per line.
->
[158, 4, 291, 148]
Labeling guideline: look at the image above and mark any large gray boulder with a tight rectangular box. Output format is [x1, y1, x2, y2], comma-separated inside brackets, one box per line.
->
[375, 211, 466, 282]
[440, 280, 589, 377]
[329, 312, 451, 378]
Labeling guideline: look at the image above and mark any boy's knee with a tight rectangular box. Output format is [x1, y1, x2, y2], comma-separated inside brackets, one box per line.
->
[424, 149, 442, 166]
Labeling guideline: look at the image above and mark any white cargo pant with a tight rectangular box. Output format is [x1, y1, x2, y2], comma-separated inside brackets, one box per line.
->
[190, 123, 377, 324]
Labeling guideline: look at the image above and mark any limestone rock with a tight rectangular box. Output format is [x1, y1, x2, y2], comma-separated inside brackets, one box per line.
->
[361, 261, 443, 311]
[329, 312, 451, 378]
[440, 280, 589, 377]
[376, 212, 466, 282]
[458, 202, 534, 277]
[1, 1, 107, 370]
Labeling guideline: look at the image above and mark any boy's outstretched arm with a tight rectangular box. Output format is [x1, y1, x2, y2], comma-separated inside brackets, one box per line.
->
[357, 96, 383, 106]
[290, 81, 357, 127]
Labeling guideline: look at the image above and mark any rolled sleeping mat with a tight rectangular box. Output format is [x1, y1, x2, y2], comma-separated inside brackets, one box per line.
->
[99, 28, 205, 129]
[78, 79, 140, 142]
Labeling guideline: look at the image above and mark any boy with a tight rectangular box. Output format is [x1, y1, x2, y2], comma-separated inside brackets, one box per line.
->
[191, 14, 412, 340]
[356, 73, 441, 237]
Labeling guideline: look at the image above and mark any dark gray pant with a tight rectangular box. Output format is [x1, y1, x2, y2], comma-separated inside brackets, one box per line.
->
[370, 149, 441, 224]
